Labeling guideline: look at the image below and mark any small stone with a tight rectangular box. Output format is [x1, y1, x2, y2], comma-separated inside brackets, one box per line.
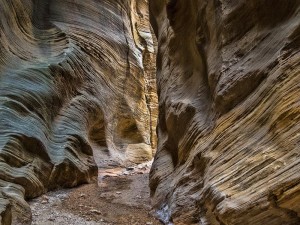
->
[137, 164, 143, 169]
[126, 167, 134, 171]
[90, 209, 102, 215]
[41, 195, 49, 204]
[116, 192, 121, 194]
[42, 195, 49, 200]
[146, 222, 153, 225]
[48, 217, 55, 221]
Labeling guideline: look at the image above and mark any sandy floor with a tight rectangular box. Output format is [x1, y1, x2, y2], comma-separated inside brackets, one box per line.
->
[26, 161, 161, 225]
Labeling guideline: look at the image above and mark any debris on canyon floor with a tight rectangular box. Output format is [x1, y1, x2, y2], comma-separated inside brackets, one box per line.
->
[26, 161, 161, 225]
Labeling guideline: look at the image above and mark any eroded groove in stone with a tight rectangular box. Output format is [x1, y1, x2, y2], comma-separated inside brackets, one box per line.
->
[149, 0, 300, 224]
[0, 0, 157, 223]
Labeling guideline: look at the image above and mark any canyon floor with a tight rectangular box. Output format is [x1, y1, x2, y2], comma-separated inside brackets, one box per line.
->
[25, 160, 161, 225]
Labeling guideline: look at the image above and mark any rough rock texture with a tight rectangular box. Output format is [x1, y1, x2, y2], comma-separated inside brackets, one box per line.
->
[149, 0, 300, 224]
[0, 0, 156, 223]
[130, 0, 158, 150]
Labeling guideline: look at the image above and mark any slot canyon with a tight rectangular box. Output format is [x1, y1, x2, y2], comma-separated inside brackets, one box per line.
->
[0, 0, 300, 224]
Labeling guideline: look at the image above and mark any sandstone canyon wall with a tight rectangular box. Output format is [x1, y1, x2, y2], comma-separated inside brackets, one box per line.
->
[149, 0, 300, 224]
[0, 0, 157, 224]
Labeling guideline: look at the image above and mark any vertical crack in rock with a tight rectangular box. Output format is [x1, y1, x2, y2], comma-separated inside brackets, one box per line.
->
[129, 0, 158, 151]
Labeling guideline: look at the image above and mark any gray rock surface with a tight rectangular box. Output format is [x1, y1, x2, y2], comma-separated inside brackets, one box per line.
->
[0, 0, 157, 223]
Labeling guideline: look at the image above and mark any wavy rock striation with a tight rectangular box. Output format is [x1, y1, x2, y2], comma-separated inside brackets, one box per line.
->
[0, 0, 156, 223]
[149, 0, 300, 224]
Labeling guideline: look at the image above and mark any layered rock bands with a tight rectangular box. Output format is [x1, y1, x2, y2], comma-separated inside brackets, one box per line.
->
[149, 0, 300, 224]
[0, 0, 157, 223]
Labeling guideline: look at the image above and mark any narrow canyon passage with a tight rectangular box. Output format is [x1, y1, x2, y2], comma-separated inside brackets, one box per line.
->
[1, 0, 300, 225]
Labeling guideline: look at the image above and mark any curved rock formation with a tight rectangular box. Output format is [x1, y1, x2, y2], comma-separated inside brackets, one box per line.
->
[0, 0, 156, 223]
[149, 0, 300, 224]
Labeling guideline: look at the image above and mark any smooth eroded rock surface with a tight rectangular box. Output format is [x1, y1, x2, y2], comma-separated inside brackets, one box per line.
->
[149, 0, 300, 224]
[0, 0, 156, 223]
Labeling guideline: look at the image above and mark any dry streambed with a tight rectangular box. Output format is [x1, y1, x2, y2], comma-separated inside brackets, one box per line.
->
[26, 161, 161, 225]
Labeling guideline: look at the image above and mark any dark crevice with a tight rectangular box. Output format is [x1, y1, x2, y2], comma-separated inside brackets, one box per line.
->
[268, 193, 300, 223]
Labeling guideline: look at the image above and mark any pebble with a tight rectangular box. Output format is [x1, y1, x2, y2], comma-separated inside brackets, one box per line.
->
[90, 209, 102, 215]
[80, 193, 86, 198]
[126, 167, 134, 171]
[42, 195, 49, 200]
[48, 217, 55, 221]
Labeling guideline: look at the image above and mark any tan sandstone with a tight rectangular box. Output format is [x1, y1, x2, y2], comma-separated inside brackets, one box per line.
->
[149, 0, 300, 224]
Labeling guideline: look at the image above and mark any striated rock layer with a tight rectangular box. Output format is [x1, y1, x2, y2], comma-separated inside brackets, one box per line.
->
[0, 0, 156, 223]
[149, 0, 300, 224]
